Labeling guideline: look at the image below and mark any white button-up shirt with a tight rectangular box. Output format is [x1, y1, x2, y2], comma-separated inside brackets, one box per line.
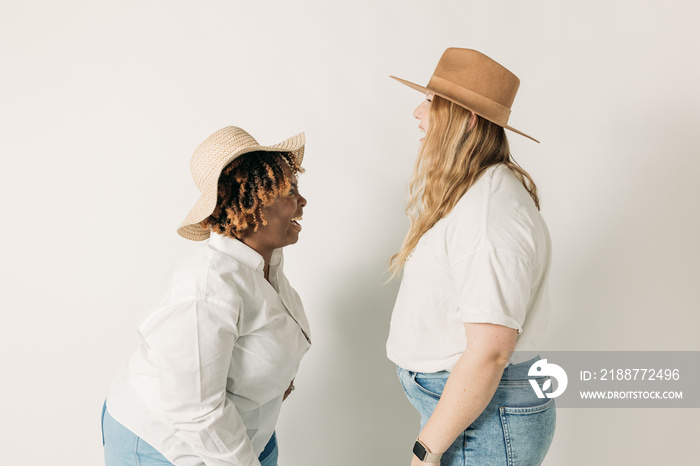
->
[107, 233, 311, 466]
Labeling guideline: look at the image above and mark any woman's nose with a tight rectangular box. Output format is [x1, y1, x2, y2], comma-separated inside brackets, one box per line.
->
[298, 193, 307, 207]
[413, 99, 428, 120]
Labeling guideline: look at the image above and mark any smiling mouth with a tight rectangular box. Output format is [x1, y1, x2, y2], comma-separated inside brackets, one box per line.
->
[291, 216, 302, 231]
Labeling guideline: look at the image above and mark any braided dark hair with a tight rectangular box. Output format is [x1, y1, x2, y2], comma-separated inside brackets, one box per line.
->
[201, 151, 302, 239]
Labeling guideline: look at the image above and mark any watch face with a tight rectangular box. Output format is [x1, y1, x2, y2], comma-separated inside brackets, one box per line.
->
[413, 441, 427, 460]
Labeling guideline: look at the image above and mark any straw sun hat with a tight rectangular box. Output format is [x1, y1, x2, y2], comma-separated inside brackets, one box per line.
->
[177, 126, 305, 241]
[390, 47, 538, 143]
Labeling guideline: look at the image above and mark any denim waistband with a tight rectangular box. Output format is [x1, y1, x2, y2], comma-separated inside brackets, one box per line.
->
[501, 356, 541, 380]
[400, 356, 542, 382]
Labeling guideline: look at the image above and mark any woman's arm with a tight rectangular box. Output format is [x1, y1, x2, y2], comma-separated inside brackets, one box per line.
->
[145, 299, 261, 466]
[412, 322, 518, 465]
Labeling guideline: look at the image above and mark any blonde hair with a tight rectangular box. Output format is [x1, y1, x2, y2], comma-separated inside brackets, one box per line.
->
[389, 95, 539, 276]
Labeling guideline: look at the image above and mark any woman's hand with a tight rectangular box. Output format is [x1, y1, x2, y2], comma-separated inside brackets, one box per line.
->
[283, 379, 295, 401]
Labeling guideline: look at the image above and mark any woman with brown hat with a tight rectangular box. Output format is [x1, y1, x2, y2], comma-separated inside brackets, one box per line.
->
[386, 48, 556, 465]
[102, 127, 310, 466]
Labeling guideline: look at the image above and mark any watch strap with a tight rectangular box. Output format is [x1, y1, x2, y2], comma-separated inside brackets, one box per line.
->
[413, 439, 442, 463]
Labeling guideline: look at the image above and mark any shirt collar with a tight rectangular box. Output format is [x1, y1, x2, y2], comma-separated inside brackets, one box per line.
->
[208, 233, 283, 273]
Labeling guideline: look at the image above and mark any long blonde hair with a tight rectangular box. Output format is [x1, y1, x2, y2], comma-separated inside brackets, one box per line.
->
[389, 95, 539, 277]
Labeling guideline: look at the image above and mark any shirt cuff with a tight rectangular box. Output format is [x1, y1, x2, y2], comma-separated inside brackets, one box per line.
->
[459, 309, 523, 334]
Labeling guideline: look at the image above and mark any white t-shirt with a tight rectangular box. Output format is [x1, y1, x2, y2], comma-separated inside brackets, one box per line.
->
[386, 164, 552, 373]
[107, 233, 311, 466]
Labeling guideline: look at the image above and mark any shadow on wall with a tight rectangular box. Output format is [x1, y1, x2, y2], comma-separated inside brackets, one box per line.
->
[538, 100, 700, 465]
[547, 99, 700, 351]
[279, 257, 420, 466]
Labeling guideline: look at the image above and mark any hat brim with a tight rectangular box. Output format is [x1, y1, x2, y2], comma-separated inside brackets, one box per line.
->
[177, 132, 306, 241]
[390, 76, 539, 143]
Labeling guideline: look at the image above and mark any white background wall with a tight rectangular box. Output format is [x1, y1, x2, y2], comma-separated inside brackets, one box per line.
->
[1, 1, 698, 464]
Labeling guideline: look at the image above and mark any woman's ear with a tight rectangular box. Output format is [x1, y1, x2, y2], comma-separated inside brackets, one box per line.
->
[467, 111, 477, 131]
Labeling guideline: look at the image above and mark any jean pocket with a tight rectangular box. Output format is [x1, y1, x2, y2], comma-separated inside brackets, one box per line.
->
[499, 398, 556, 465]
[411, 372, 448, 398]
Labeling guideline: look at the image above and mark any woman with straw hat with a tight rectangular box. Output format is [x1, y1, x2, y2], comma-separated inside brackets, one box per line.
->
[386, 48, 556, 465]
[102, 126, 310, 466]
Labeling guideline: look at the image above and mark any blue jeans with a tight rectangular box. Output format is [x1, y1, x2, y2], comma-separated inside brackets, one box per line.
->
[397, 357, 555, 465]
[102, 402, 279, 465]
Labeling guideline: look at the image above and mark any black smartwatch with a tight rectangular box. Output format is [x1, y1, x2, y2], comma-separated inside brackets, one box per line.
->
[413, 439, 442, 463]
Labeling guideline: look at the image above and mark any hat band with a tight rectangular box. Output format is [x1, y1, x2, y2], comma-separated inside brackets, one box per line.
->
[428, 75, 512, 124]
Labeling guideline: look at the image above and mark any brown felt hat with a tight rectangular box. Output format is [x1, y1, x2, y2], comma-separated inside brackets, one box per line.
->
[177, 126, 305, 241]
[390, 48, 538, 143]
